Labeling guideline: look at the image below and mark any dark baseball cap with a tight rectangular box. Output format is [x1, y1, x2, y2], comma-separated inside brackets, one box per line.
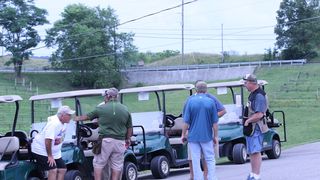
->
[104, 88, 119, 97]
[243, 74, 257, 83]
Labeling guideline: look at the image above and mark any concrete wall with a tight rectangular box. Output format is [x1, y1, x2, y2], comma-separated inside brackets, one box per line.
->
[123, 66, 256, 85]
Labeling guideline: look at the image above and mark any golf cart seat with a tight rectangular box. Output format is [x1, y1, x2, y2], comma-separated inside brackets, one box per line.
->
[218, 104, 242, 124]
[167, 117, 184, 136]
[4, 131, 29, 149]
[4, 131, 30, 160]
[0, 136, 19, 170]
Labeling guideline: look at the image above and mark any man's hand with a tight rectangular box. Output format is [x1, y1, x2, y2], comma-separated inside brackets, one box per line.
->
[244, 120, 250, 126]
[54, 138, 62, 145]
[213, 137, 219, 145]
[125, 139, 131, 149]
[47, 155, 56, 167]
[181, 134, 187, 144]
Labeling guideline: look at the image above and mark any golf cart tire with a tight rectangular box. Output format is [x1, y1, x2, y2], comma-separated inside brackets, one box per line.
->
[64, 170, 83, 180]
[122, 162, 138, 180]
[150, 155, 170, 179]
[266, 139, 281, 159]
[232, 143, 247, 164]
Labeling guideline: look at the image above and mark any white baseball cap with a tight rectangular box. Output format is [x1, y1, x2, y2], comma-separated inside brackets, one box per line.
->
[57, 105, 75, 115]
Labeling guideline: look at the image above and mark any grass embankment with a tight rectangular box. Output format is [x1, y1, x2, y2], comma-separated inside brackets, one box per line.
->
[0, 72, 74, 132]
[147, 53, 264, 66]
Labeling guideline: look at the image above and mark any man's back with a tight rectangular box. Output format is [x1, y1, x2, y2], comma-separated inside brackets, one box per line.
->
[183, 94, 218, 142]
[87, 101, 132, 140]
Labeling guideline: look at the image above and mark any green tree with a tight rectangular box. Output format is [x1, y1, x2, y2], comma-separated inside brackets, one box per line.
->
[45, 4, 136, 88]
[275, 0, 320, 60]
[0, 0, 48, 77]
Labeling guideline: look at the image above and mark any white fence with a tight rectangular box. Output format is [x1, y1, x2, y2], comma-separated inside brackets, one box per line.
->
[125, 59, 306, 72]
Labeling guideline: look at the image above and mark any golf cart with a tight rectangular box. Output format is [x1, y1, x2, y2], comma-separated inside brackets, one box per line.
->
[28, 89, 138, 180]
[207, 80, 287, 164]
[0, 95, 39, 180]
[119, 84, 194, 179]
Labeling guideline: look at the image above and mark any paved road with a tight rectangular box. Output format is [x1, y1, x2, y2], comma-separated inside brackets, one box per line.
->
[140, 141, 320, 180]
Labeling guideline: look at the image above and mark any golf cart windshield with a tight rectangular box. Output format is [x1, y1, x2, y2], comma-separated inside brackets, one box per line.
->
[120, 84, 194, 134]
[29, 89, 108, 144]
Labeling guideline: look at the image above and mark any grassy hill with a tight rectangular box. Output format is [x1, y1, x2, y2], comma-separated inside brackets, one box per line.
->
[0, 56, 50, 69]
[146, 53, 264, 66]
[0, 63, 320, 148]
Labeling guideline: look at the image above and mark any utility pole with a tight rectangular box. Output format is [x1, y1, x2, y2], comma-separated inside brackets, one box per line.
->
[181, 0, 184, 65]
[221, 24, 224, 63]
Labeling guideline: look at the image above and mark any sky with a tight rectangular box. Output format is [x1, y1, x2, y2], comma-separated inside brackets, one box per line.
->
[31, 0, 282, 56]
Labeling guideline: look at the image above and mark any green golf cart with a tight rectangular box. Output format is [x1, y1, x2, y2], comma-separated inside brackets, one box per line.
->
[207, 80, 287, 164]
[0, 95, 40, 180]
[119, 84, 194, 179]
[28, 89, 138, 180]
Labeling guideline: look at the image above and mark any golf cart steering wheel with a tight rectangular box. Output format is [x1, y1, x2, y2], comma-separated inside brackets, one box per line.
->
[30, 130, 39, 138]
[165, 115, 175, 128]
[79, 124, 93, 138]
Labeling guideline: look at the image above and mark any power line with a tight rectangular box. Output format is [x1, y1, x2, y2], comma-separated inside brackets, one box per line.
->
[134, 35, 275, 41]
[117, 0, 198, 27]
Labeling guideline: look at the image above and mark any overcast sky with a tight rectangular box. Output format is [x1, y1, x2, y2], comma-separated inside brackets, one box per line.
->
[32, 0, 282, 56]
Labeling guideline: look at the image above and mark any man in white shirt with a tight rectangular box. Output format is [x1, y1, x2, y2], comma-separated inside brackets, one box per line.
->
[31, 106, 75, 180]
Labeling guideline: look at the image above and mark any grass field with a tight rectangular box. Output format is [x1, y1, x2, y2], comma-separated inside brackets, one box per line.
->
[0, 64, 320, 149]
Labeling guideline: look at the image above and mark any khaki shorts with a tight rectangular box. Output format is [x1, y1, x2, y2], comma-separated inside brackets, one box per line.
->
[93, 138, 126, 171]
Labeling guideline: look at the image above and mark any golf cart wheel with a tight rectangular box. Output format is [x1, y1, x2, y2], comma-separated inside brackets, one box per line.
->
[150, 155, 170, 179]
[232, 143, 247, 164]
[227, 154, 233, 161]
[266, 139, 281, 159]
[64, 170, 83, 180]
[122, 162, 138, 180]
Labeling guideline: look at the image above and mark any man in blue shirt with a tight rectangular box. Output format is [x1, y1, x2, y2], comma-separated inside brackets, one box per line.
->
[182, 81, 219, 180]
[187, 91, 226, 180]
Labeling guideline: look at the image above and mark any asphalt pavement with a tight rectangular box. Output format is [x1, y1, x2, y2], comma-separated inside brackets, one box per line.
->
[140, 141, 320, 180]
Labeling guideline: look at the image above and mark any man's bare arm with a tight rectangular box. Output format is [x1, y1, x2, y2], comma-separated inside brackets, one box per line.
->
[74, 115, 90, 121]
[218, 109, 226, 118]
[246, 112, 264, 123]
[45, 139, 53, 157]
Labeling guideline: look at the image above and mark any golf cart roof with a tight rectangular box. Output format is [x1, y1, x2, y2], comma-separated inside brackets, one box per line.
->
[119, 84, 194, 94]
[29, 89, 108, 101]
[0, 95, 23, 103]
[207, 80, 268, 88]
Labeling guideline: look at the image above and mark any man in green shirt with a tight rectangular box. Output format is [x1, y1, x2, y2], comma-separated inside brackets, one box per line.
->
[74, 88, 132, 180]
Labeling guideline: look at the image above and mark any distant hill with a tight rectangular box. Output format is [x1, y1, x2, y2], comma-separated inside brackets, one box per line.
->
[31, 56, 50, 60]
[0, 56, 50, 69]
[146, 52, 264, 67]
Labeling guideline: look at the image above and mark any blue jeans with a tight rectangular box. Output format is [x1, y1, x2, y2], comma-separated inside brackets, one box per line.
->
[189, 141, 217, 180]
